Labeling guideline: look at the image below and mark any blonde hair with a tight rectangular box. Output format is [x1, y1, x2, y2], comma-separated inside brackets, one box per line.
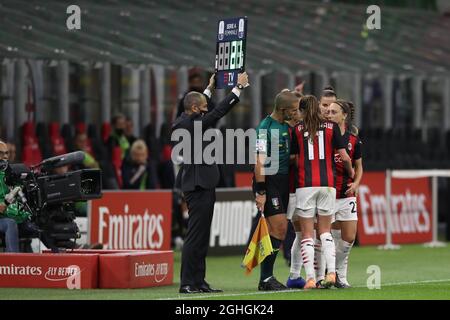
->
[130, 139, 148, 154]
[274, 91, 299, 112]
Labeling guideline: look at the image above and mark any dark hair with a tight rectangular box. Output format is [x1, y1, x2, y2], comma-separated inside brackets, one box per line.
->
[346, 101, 359, 135]
[112, 113, 126, 125]
[188, 73, 203, 82]
[300, 95, 324, 142]
[333, 100, 359, 135]
[183, 91, 205, 111]
[321, 86, 337, 99]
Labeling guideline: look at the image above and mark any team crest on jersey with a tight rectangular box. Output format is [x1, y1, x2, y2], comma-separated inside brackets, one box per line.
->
[348, 142, 352, 151]
[271, 197, 280, 210]
[256, 139, 267, 152]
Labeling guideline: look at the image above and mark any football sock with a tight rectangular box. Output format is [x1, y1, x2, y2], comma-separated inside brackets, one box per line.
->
[301, 238, 315, 281]
[331, 229, 342, 246]
[289, 232, 303, 279]
[336, 239, 353, 283]
[260, 236, 282, 282]
[320, 232, 336, 274]
[314, 238, 325, 281]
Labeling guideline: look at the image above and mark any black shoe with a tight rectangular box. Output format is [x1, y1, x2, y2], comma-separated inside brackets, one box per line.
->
[258, 277, 287, 291]
[316, 279, 327, 289]
[179, 285, 201, 294]
[334, 274, 351, 289]
[198, 282, 223, 293]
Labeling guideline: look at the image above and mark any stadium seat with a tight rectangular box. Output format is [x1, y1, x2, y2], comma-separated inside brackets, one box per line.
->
[35, 122, 52, 159]
[76, 122, 87, 134]
[143, 123, 160, 163]
[21, 121, 43, 166]
[21, 142, 42, 167]
[60, 123, 75, 153]
[87, 123, 107, 162]
[22, 121, 35, 139]
[101, 123, 112, 143]
[87, 124, 99, 141]
[48, 122, 67, 156]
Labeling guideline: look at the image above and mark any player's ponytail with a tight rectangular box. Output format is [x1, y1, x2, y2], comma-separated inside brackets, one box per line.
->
[300, 95, 324, 142]
[346, 101, 359, 136]
[335, 100, 359, 136]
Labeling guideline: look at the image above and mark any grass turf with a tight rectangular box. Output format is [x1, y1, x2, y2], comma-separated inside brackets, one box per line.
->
[1, 244, 450, 300]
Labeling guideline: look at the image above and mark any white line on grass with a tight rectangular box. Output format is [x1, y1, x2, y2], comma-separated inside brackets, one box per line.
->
[158, 278, 450, 300]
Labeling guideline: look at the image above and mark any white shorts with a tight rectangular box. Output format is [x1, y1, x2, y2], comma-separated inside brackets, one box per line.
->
[286, 193, 297, 220]
[333, 197, 358, 222]
[295, 187, 336, 218]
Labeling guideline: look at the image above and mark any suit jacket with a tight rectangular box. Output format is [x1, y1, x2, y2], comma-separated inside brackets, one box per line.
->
[172, 91, 240, 192]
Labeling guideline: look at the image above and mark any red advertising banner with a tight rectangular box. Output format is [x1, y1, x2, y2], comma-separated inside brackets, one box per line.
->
[0, 253, 98, 289]
[357, 172, 433, 245]
[89, 191, 172, 250]
[99, 250, 173, 288]
[0, 250, 174, 289]
[235, 172, 253, 187]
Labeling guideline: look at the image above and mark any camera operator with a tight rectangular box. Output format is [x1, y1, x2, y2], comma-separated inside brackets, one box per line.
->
[1, 140, 61, 252]
[0, 140, 20, 252]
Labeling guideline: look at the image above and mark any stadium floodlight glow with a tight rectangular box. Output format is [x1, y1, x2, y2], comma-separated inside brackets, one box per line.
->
[47, 59, 58, 67]
[93, 61, 103, 69]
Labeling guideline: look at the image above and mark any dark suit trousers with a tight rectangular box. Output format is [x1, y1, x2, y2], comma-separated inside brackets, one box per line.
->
[180, 187, 216, 287]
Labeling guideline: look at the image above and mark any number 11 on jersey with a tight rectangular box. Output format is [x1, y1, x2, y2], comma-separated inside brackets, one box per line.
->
[307, 131, 325, 160]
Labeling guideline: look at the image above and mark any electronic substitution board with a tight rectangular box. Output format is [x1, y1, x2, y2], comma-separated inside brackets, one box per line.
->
[215, 17, 248, 89]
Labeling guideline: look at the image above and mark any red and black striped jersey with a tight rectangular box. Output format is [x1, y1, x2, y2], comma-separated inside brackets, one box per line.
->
[288, 126, 298, 193]
[291, 121, 345, 188]
[335, 131, 362, 198]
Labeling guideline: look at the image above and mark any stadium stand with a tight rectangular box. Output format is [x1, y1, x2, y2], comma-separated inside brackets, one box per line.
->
[1, 0, 449, 170]
[0, 0, 447, 72]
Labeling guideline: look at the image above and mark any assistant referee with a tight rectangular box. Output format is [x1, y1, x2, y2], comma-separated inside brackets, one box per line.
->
[253, 90, 300, 291]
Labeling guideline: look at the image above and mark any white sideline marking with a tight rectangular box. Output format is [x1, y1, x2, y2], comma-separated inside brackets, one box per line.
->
[158, 278, 450, 300]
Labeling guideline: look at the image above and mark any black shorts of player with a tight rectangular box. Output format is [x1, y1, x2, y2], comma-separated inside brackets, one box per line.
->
[253, 174, 290, 217]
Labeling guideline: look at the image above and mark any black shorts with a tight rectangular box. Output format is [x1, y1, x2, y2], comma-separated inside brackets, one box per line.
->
[253, 174, 290, 217]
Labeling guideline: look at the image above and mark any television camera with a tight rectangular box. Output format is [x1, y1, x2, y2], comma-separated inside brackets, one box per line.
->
[2, 151, 102, 252]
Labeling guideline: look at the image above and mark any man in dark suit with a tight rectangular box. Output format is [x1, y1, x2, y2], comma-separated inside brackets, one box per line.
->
[172, 72, 249, 294]
[176, 72, 211, 119]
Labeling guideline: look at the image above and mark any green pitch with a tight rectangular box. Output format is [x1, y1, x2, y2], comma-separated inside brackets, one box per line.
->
[1, 244, 449, 300]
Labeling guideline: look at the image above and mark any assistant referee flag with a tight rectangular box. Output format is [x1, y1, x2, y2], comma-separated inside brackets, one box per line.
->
[241, 213, 274, 275]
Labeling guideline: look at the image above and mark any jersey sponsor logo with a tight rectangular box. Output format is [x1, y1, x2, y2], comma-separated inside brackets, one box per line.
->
[334, 153, 342, 163]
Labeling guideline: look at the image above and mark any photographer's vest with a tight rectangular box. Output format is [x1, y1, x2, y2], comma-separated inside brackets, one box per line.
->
[0, 171, 31, 223]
